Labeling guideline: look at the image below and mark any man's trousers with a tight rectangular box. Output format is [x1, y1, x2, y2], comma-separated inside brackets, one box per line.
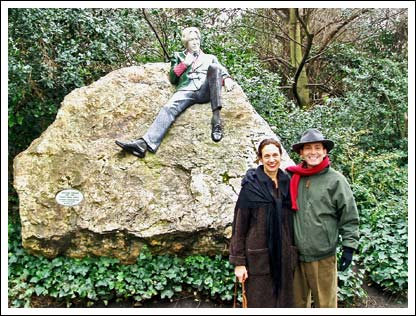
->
[293, 255, 338, 308]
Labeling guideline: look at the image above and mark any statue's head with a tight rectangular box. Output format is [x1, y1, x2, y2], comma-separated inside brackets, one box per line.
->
[181, 27, 201, 51]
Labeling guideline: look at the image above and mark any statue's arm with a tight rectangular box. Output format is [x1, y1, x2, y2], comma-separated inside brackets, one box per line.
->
[212, 55, 234, 92]
[212, 55, 230, 79]
[169, 52, 186, 85]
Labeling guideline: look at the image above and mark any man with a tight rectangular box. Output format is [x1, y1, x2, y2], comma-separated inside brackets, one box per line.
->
[115, 26, 234, 158]
[286, 128, 360, 308]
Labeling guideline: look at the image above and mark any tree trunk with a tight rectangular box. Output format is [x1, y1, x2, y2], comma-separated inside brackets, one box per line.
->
[289, 8, 310, 108]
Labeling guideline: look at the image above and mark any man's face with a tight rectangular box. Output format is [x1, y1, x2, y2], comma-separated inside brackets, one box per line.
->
[186, 33, 200, 53]
[300, 142, 327, 168]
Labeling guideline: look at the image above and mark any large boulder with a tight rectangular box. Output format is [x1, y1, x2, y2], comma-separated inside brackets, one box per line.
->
[13, 63, 294, 263]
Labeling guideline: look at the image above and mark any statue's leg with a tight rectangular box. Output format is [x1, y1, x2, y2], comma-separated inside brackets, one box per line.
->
[206, 64, 224, 142]
[206, 64, 223, 112]
[142, 91, 195, 152]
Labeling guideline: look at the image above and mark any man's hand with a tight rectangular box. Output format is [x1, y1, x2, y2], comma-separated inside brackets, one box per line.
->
[338, 247, 355, 272]
[224, 77, 234, 92]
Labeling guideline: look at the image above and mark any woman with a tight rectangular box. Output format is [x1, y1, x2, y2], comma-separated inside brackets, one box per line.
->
[229, 138, 297, 307]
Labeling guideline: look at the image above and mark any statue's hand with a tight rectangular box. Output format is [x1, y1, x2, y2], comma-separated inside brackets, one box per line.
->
[224, 77, 234, 92]
[183, 52, 195, 66]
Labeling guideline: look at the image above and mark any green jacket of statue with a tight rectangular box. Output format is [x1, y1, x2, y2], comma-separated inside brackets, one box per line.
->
[168, 50, 230, 91]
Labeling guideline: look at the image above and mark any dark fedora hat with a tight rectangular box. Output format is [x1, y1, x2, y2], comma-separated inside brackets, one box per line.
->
[292, 128, 334, 154]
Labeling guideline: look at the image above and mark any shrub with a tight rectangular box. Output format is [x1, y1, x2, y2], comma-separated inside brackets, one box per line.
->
[353, 151, 408, 296]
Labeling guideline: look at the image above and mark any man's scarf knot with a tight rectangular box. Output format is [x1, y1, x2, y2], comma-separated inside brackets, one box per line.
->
[286, 156, 330, 211]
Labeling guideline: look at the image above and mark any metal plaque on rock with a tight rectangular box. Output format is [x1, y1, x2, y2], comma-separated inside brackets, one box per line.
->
[55, 189, 84, 206]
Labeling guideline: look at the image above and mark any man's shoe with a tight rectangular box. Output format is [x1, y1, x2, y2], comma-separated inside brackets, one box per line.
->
[211, 122, 223, 142]
[115, 139, 147, 158]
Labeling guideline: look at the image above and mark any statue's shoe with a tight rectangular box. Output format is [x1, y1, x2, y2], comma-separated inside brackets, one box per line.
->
[115, 139, 147, 158]
[211, 123, 223, 142]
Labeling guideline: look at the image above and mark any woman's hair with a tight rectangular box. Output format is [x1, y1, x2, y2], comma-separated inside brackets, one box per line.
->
[181, 27, 201, 47]
[257, 138, 282, 159]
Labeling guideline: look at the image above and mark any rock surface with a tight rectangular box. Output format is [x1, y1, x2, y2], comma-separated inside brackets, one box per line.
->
[13, 63, 294, 263]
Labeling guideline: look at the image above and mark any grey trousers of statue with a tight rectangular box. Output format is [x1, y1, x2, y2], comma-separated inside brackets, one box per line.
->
[142, 64, 223, 153]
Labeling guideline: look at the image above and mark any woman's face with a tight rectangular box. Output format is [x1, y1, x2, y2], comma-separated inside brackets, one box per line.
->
[259, 144, 281, 174]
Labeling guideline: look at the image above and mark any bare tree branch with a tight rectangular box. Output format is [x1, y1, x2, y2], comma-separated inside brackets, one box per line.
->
[309, 9, 371, 63]
[142, 9, 170, 62]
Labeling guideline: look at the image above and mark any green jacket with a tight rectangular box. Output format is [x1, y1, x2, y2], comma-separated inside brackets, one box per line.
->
[290, 167, 359, 262]
[168, 51, 230, 91]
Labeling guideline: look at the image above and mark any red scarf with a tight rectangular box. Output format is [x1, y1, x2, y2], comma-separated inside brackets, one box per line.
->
[286, 156, 331, 211]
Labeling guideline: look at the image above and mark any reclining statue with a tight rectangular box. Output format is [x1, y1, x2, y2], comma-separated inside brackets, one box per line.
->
[115, 26, 235, 158]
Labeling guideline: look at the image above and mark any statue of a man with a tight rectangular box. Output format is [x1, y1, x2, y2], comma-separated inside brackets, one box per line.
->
[115, 26, 235, 158]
